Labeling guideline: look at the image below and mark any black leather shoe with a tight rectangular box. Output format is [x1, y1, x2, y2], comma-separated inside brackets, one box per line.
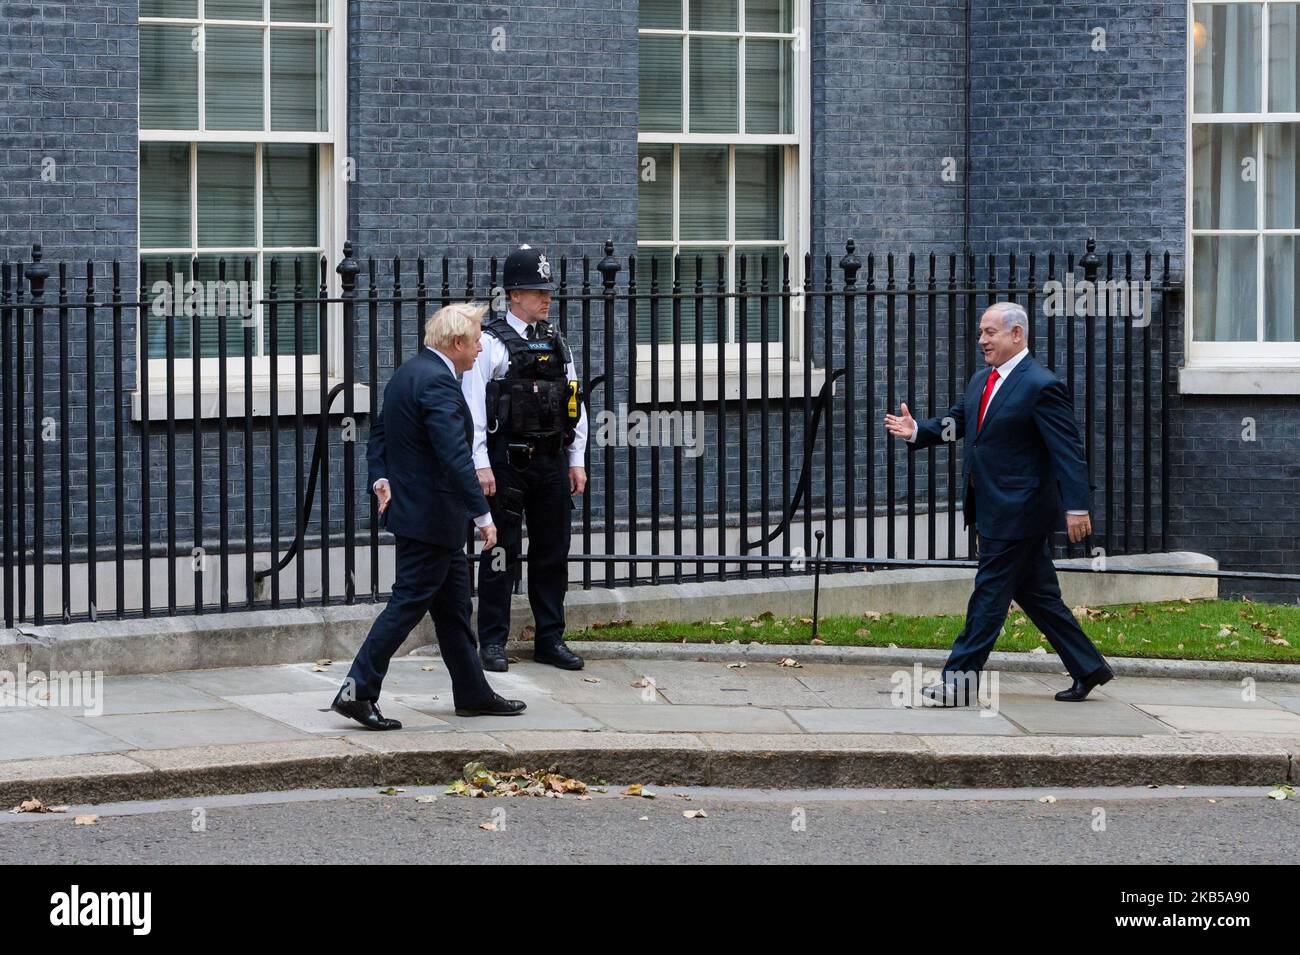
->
[1055, 664, 1114, 702]
[331, 697, 402, 730]
[479, 644, 509, 672]
[455, 693, 527, 718]
[534, 641, 584, 670]
[920, 680, 978, 707]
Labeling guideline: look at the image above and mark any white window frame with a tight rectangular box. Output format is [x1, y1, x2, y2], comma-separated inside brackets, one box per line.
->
[635, 0, 814, 398]
[1185, 0, 1300, 393]
[134, 0, 354, 418]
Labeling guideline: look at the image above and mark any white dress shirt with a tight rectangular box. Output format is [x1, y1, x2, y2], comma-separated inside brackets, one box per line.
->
[373, 347, 492, 529]
[461, 310, 589, 470]
[907, 347, 1086, 516]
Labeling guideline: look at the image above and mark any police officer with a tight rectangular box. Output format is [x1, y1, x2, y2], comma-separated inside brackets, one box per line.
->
[462, 244, 588, 671]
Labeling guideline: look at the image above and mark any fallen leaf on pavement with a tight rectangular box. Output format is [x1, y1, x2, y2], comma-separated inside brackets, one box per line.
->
[378, 787, 405, 796]
[10, 799, 66, 814]
[777, 657, 802, 668]
[622, 784, 656, 799]
[1037, 795, 1057, 804]
[479, 822, 497, 831]
[1267, 785, 1296, 800]
[74, 815, 98, 826]
[682, 809, 707, 819]
[421, 665, 436, 672]
[726, 662, 746, 669]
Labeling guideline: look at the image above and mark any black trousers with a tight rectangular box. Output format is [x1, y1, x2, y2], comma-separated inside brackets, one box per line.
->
[342, 535, 494, 708]
[943, 533, 1108, 681]
[477, 449, 572, 651]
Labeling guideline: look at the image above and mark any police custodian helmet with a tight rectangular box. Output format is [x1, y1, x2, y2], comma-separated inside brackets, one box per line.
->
[502, 244, 556, 292]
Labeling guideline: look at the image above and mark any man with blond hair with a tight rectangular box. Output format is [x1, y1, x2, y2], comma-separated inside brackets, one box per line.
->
[332, 302, 526, 729]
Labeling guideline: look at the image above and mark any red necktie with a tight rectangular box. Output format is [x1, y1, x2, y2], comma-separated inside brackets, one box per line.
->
[977, 368, 1000, 431]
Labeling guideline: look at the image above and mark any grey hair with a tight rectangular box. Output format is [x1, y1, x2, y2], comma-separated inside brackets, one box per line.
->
[984, 301, 1028, 334]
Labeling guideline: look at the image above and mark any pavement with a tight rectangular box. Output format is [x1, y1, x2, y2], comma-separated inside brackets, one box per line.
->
[4, 650, 1300, 804]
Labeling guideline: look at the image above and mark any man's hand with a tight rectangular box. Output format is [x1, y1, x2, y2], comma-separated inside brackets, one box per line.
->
[476, 467, 496, 497]
[569, 466, 587, 496]
[478, 522, 497, 551]
[373, 479, 391, 514]
[884, 402, 917, 440]
[1066, 512, 1092, 544]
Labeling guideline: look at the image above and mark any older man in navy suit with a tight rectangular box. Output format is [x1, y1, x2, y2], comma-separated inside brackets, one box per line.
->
[332, 303, 526, 729]
[884, 301, 1113, 704]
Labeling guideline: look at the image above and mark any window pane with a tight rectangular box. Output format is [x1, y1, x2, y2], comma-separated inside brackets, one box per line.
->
[679, 146, 727, 240]
[142, 255, 195, 359]
[206, 26, 265, 130]
[739, 247, 784, 342]
[140, 25, 198, 129]
[637, 145, 673, 241]
[140, 0, 198, 16]
[744, 39, 792, 134]
[632, 250, 676, 344]
[691, 0, 736, 31]
[1193, 3, 1262, 113]
[206, 0, 262, 19]
[264, 144, 319, 246]
[1271, 3, 1300, 110]
[197, 143, 256, 247]
[634, 246, 725, 344]
[140, 143, 192, 248]
[1191, 123, 1256, 229]
[639, 0, 680, 30]
[1265, 124, 1299, 227]
[679, 246, 726, 343]
[689, 37, 738, 133]
[271, 28, 328, 131]
[272, 0, 329, 21]
[1193, 235, 1257, 342]
[265, 254, 321, 354]
[735, 145, 782, 240]
[194, 254, 258, 357]
[1265, 237, 1300, 341]
[746, 0, 792, 33]
[638, 35, 683, 132]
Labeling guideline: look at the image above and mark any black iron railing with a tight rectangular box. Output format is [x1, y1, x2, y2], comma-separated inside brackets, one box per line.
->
[0, 238, 1183, 626]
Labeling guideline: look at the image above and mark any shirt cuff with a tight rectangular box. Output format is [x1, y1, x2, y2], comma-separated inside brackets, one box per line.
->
[372, 478, 387, 492]
[472, 451, 491, 470]
[904, 426, 917, 443]
[1066, 510, 1089, 516]
[567, 447, 585, 468]
[473, 512, 493, 528]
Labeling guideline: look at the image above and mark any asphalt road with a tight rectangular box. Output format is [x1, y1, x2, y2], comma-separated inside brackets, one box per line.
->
[2, 785, 1296, 864]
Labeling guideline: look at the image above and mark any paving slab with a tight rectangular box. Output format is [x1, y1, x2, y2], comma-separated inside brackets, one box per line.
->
[787, 706, 1021, 735]
[223, 691, 451, 735]
[170, 664, 340, 697]
[1102, 677, 1262, 709]
[575, 703, 802, 734]
[0, 708, 134, 760]
[994, 699, 1176, 736]
[1133, 703, 1300, 736]
[75, 707, 313, 750]
[431, 697, 604, 732]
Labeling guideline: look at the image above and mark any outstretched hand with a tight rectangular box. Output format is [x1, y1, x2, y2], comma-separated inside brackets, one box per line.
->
[884, 402, 917, 440]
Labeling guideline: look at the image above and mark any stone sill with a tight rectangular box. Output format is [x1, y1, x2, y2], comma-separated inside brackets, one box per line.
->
[1177, 364, 1300, 396]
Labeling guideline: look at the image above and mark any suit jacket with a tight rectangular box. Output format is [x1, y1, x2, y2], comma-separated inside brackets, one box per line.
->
[910, 354, 1090, 540]
[367, 349, 490, 550]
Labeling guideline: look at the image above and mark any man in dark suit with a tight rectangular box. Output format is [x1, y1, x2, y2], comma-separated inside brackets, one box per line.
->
[332, 302, 526, 729]
[884, 301, 1113, 704]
